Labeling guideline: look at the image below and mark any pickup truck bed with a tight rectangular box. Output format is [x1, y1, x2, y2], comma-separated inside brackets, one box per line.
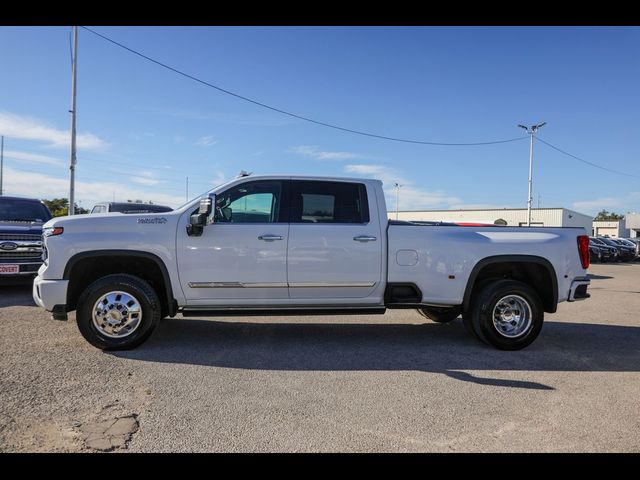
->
[387, 223, 587, 308]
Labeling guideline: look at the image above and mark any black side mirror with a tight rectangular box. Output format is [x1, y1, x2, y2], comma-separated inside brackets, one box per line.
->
[187, 195, 214, 236]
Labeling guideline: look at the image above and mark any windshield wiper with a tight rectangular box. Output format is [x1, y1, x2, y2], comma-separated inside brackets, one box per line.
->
[2, 218, 38, 222]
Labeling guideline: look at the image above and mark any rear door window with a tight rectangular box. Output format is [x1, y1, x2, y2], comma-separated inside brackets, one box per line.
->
[290, 181, 369, 224]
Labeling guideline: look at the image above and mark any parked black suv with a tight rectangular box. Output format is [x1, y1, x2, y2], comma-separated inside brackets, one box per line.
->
[0, 196, 52, 282]
[590, 237, 619, 262]
[598, 237, 636, 262]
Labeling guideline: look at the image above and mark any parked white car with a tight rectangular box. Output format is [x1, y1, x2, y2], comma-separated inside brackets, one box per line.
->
[33, 174, 591, 351]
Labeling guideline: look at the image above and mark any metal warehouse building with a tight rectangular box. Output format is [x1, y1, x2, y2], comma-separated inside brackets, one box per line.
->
[592, 220, 629, 238]
[391, 207, 592, 232]
[625, 213, 640, 238]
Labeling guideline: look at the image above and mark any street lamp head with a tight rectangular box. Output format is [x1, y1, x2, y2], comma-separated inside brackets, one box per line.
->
[532, 122, 547, 132]
[517, 124, 528, 130]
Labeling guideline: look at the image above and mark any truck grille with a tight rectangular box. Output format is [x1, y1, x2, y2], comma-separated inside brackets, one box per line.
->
[0, 251, 43, 259]
[0, 234, 42, 241]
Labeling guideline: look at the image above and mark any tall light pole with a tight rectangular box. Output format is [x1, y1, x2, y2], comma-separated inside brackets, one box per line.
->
[394, 182, 403, 220]
[517, 122, 546, 226]
[68, 26, 78, 216]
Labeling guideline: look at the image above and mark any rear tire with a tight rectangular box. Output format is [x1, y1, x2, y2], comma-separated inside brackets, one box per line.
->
[468, 279, 544, 350]
[462, 278, 494, 341]
[417, 306, 461, 323]
[76, 274, 161, 350]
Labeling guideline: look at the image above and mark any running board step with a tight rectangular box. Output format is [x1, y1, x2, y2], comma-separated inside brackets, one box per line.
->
[180, 308, 387, 317]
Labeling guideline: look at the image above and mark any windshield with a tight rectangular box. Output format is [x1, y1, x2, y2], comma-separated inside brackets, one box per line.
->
[600, 238, 620, 247]
[0, 199, 52, 222]
[110, 204, 173, 213]
[590, 238, 606, 246]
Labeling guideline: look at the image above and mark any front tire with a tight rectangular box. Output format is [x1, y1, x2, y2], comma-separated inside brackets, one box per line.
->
[417, 306, 461, 323]
[76, 274, 161, 350]
[468, 279, 544, 350]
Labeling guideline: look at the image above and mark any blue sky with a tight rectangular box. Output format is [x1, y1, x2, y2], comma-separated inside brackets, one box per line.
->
[1, 26, 639, 214]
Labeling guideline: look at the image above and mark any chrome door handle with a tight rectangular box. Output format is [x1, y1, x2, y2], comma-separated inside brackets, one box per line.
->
[258, 235, 284, 241]
[353, 235, 377, 242]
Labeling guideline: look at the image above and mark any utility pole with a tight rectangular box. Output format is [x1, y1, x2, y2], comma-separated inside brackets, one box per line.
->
[517, 122, 546, 226]
[0, 136, 4, 196]
[394, 182, 403, 220]
[68, 26, 78, 216]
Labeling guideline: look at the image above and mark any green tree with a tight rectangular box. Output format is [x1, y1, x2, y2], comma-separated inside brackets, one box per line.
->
[42, 198, 88, 217]
[594, 209, 624, 221]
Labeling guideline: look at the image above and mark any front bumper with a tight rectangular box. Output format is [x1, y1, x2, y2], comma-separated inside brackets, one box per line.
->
[32, 275, 69, 311]
[568, 277, 590, 302]
[0, 261, 42, 275]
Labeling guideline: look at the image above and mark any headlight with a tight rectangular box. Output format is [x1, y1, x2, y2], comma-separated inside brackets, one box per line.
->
[43, 226, 64, 237]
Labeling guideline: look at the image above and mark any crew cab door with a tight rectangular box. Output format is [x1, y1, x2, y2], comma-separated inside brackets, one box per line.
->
[287, 180, 383, 300]
[177, 179, 289, 304]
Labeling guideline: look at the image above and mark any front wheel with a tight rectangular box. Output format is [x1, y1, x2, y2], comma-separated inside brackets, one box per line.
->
[76, 274, 161, 350]
[417, 306, 461, 323]
[467, 279, 544, 350]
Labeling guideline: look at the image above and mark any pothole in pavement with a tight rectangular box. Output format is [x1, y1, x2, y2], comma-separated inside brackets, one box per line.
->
[78, 414, 139, 451]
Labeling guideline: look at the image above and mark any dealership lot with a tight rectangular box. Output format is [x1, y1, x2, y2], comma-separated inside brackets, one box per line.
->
[1, 263, 639, 452]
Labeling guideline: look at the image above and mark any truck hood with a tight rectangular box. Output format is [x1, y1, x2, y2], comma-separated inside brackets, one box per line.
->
[44, 211, 179, 235]
[0, 221, 44, 235]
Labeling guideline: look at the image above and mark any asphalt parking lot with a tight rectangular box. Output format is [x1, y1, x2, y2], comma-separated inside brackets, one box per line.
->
[1, 262, 639, 452]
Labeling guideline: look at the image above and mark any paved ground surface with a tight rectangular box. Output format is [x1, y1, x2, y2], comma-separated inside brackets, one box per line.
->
[1, 262, 639, 452]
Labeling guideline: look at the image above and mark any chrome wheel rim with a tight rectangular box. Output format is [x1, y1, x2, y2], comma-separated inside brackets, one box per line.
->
[92, 291, 142, 338]
[492, 294, 532, 338]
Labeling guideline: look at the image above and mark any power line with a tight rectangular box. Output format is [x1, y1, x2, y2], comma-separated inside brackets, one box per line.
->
[1, 156, 214, 190]
[537, 137, 640, 180]
[80, 26, 527, 147]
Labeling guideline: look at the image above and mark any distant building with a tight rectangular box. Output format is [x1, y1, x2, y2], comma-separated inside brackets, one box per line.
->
[625, 213, 640, 238]
[391, 207, 592, 232]
[592, 220, 629, 238]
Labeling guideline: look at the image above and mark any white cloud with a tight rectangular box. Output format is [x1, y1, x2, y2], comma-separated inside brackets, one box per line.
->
[2, 166, 184, 208]
[290, 145, 364, 161]
[0, 111, 107, 150]
[449, 203, 515, 210]
[343, 164, 387, 176]
[96, 166, 162, 186]
[344, 163, 461, 210]
[195, 135, 218, 147]
[2, 150, 65, 166]
[572, 197, 623, 211]
[211, 172, 227, 186]
[128, 132, 154, 141]
[130, 171, 160, 186]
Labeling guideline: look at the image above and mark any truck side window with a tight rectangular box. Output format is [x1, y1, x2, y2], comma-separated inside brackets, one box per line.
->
[290, 181, 369, 224]
[214, 180, 283, 223]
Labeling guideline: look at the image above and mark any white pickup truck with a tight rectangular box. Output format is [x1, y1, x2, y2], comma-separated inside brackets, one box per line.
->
[33, 174, 591, 351]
